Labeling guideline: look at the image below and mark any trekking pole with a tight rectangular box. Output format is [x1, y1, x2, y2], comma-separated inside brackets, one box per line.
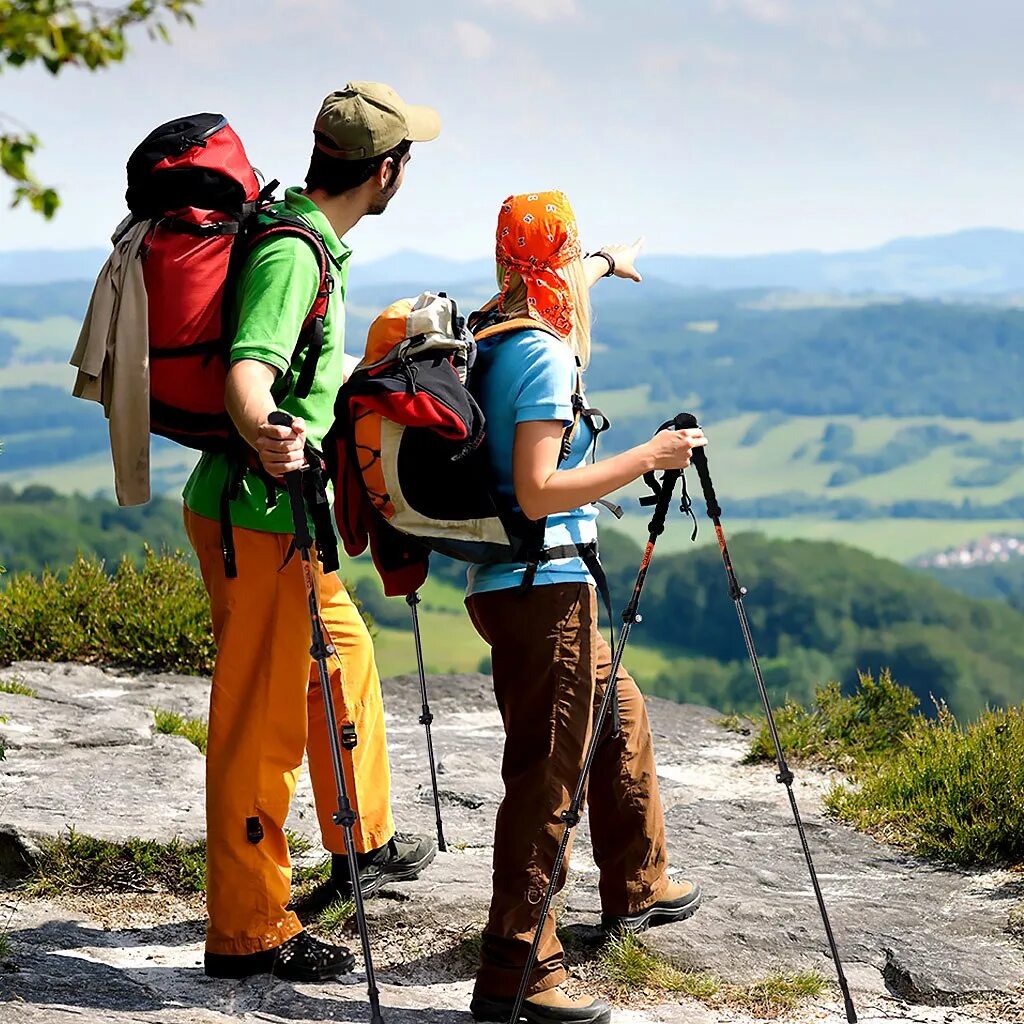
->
[507, 418, 686, 1024]
[268, 411, 384, 1024]
[677, 411, 858, 1024]
[406, 591, 447, 852]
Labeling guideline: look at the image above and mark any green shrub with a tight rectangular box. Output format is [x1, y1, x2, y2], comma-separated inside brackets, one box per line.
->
[826, 704, 1024, 866]
[0, 550, 215, 674]
[0, 551, 375, 675]
[746, 670, 919, 768]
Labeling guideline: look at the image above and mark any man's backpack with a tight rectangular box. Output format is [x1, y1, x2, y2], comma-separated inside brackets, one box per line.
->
[125, 113, 334, 451]
[328, 292, 614, 602]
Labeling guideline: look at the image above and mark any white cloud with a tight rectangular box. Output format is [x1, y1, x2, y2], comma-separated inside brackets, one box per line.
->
[479, 0, 578, 22]
[712, 0, 793, 25]
[454, 19, 495, 58]
[713, 0, 911, 50]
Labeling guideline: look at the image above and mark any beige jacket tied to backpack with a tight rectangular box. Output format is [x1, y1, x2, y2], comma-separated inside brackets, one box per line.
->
[70, 217, 152, 506]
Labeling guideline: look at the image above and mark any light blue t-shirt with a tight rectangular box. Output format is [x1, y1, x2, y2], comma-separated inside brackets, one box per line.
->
[467, 328, 599, 596]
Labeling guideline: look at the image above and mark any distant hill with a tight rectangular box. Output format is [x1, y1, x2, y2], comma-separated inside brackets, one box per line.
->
[644, 228, 1024, 296]
[5, 227, 1024, 295]
[2, 483, 1021, 721]
[0, 249, 107, 286]
[594, 529, 1024, 720]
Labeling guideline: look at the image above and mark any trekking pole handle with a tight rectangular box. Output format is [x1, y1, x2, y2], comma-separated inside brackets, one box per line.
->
[267, 411, 313, 550]
[672, 411, 721, 520]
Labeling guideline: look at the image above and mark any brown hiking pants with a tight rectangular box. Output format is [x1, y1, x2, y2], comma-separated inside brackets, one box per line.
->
[466, 582, 670, 998]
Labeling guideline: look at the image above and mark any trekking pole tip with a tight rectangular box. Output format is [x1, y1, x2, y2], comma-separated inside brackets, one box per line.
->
[842, 990, 858, 1023]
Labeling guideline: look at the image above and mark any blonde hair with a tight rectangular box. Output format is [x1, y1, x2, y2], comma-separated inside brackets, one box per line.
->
[498, 258, 592, 368]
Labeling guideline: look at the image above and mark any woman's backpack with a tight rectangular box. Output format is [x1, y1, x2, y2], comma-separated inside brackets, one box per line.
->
[329, 292, 613, 602]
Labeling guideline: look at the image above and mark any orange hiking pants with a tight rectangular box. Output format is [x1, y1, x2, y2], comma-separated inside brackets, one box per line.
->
[184, 508, 395, 955]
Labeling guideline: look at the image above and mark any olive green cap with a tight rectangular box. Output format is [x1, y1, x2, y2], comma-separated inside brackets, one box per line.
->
[314, 81, 441, 160]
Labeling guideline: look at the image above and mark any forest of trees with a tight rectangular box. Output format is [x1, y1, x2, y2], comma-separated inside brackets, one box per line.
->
[590, 293, 1024, 423]
[0, 485, 186, 574]
[1, 488, 1021, 722]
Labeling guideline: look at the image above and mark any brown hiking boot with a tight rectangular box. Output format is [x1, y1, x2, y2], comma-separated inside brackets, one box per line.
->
[601, 879, 703, 934]
[471, 987, 611, 1023]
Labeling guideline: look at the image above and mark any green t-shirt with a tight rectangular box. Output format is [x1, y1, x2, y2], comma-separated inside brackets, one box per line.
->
[182, 187, 351, 533]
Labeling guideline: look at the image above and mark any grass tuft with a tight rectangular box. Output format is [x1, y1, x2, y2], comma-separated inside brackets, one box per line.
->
[717, 713, 752, 735]
[24, 828, 206, 897]
[22, 828, 316, 899]
[455, 929, 483, 969]
[746, 670, 918, 767]
[0, 676, 38, 698]
[0, 931, 10, 959]
[286, 831, 313, 858]
[152, 709, 208, 754]
[720, 971, 828, 1017]
[826, 704, 1024, 866]
[597, 933, 825, 1017]
[315, 897, 355, 937]
[599, 932, 719, 998]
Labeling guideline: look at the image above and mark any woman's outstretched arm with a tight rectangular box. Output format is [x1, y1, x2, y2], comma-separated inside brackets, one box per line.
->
[512, 419, 707, 521]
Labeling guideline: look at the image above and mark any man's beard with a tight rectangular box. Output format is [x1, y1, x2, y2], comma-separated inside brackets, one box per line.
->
[366, 187, 396, 216]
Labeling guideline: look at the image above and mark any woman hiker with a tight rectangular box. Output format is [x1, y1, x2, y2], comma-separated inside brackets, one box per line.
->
[464, 192, 707, 1024]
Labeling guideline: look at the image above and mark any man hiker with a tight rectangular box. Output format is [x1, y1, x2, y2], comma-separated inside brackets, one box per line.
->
[181, 82, 441, 981]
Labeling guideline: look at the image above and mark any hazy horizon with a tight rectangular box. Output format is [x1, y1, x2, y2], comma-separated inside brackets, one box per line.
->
[1, 0, 1022, 262]
[1, 225, 1020, 264]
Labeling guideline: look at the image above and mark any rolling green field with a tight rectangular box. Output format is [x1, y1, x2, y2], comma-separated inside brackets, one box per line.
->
[608, 512, 1024, 562]
[2, 305, 1022, 568]
[3, 396, 1022, 563]
[343, 556, 679, 687]
[0, 315, 81, 355]
[607, 407, 1024, 505]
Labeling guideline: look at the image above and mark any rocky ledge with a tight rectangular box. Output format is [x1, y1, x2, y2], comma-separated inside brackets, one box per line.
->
[0, 661, 1021, 1024]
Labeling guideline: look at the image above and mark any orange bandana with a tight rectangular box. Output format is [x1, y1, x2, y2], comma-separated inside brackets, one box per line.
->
[495, 191, 582, 338]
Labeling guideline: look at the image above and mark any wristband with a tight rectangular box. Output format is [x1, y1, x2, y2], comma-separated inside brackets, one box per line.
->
[588, 250, 616, 278]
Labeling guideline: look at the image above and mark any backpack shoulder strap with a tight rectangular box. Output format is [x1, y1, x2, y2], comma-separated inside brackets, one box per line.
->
[247, 211, 335, 400]
[472, 316, 562, 343]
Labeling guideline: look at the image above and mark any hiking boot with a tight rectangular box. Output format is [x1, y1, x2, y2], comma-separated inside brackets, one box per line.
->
[290, 831, 437, 919]
[601, 879, 703, 935]
[204, 930, 355, 982]
[335, 830, 437, 897]
[470, 987, 611, 1023]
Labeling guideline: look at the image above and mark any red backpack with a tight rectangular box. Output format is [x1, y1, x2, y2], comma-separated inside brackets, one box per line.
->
[124, 113, 334, 452]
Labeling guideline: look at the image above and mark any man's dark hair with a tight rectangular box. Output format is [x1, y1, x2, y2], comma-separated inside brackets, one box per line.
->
[305, 139, 412, 196]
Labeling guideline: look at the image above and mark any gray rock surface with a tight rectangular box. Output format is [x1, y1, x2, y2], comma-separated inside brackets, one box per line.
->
[1, 661, 1021, 1024]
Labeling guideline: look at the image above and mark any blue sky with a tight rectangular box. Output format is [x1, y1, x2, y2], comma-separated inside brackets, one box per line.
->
[1, 0, 1022, 261]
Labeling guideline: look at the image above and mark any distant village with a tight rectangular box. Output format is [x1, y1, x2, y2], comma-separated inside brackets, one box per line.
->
[917, 534, 1024, 569]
